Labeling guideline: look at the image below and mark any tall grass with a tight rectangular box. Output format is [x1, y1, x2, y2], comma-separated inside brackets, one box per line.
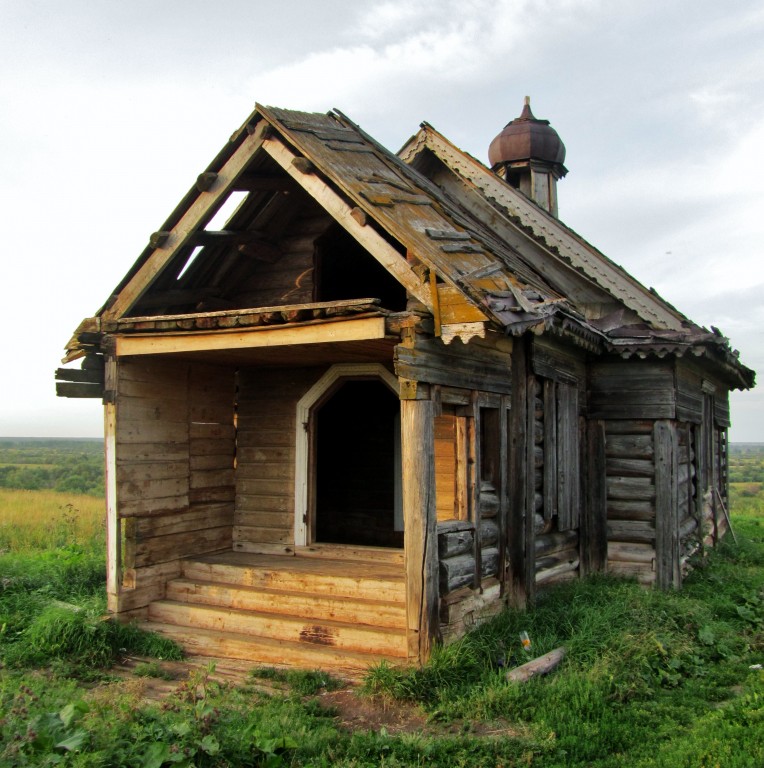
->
[0, 488, 104, 552]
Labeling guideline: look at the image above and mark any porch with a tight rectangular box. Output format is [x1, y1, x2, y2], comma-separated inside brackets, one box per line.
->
[142, 546, 408, 676]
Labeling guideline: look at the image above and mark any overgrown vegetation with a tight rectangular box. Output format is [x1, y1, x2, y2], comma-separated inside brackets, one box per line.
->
[0, 441, 762, 766]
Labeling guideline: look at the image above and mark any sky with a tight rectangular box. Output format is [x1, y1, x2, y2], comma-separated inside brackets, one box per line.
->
[0, 0, 762, 440]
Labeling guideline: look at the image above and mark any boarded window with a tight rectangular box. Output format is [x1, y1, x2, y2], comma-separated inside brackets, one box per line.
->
[434, 407, 469, 522]
[542, 379, 580, 531]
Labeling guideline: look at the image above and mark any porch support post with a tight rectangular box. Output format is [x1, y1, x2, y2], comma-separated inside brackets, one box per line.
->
[104, 356, 121, 612]
[401, 397, 439, 664]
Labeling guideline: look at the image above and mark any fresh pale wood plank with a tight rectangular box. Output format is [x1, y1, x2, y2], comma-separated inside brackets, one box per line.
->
[165, 579, 406, 628]
[115, 316, 388, 356]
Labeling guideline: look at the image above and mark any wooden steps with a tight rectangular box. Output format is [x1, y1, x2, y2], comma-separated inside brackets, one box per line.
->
[142, 549, 408, 673]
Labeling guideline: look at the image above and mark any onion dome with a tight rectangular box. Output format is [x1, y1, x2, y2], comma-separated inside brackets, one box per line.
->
[488, 97, 567, 177]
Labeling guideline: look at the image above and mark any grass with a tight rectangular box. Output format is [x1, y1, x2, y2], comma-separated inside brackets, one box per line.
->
[0, 489, 104, 552]
[0, 455, 762, 765]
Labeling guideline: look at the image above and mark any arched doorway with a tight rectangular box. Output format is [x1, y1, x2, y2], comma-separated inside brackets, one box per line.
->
[315, 379, 402, 547]
[294, 364, 401, 547]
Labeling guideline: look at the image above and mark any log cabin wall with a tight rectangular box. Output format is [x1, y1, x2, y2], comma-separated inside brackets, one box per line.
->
[112, 358, 236, 615]
[233, 367, 326, 553]
[398, 331, 513, 644]
[590, 358, 734, 588]
[530, 337, 587, 594]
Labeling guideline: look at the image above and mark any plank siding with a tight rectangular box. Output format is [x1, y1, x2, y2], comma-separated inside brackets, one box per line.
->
[589, 361, 675, 420]
[234, 367, 324, 550]
[113, 359, 236, 614]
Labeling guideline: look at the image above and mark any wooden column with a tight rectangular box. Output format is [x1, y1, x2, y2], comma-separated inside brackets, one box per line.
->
[498, 395, 510, 595]
[655, 420, 680, 589]
[104, 357, 120, 611]
[401, 397, 439, 663]
[582, 419, 608, 574]
[508, 337, 529, 608]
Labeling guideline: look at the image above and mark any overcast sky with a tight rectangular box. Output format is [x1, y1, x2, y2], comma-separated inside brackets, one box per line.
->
[1, 0, 761, 440]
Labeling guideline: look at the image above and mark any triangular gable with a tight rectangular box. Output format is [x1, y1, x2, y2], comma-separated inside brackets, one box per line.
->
[400, 123, 688, 332]
[69, 105, 595, 363]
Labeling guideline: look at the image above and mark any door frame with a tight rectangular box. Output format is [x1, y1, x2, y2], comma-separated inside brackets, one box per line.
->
[293, 363, 400, 546]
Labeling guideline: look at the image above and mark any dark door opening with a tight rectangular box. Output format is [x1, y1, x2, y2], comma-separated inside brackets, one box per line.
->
[314, 379, 402, 548]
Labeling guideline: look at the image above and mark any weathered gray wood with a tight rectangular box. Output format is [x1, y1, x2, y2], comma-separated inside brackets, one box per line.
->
[535, 529, 579, 557]
[508, 338, 529, 608]
[607, 476, 655, 501]
[402, 398, 439, 662]
[607, 519, 656, 543]
[480, 518, 499, 547]
[439, 553, 476, 594]
[56, 382, 103, 398]
[480, 547, 500, 577]
[605, 434, 654, 459]
[438, 528, 473, 559]
[525, 373, 538, 602]
[583, 419, 608, 573]
[654, 420, 680, 589]
[543, 379, 557, 521]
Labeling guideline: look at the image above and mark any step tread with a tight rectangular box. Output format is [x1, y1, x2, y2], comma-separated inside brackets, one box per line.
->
[142, 621, 408, 676]
[186, 552, 405, 580]
[167, 577, 406, 608]
[150, 599, 408, 636]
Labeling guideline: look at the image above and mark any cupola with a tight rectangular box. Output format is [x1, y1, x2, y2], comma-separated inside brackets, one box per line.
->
[488, 97, 567, 216]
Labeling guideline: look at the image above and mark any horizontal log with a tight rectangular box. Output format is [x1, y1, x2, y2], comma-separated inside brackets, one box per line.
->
[679, 516, 698, 540]
[607, 520, 656, 543]
[602, 420, 654, 435]
[507, 647, 566, 683]
[438, 528, 473, 559]
[605, 457, 654, 478]
[535, 548, 579, 573]
[607, 476, 655, 501]
[608, 541, 655, 564]
[535, 530, 579, 557]
[480, 519, 499, 547]
[606, 499, 655, 521]
[439, 553, 476, 594]
[481, 547, 499, 577]
[535, 559, 579, 585]
[605, 435, 653, 459]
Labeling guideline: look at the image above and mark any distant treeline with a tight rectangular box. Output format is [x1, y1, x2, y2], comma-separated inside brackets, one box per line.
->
[0, 439, 104, 496]
[727, 443, 763, 484]
[0, 438, 760, 497]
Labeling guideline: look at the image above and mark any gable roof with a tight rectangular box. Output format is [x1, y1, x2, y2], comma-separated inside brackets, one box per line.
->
[399, 123, 754, 390]
[62, 105, 753, 390]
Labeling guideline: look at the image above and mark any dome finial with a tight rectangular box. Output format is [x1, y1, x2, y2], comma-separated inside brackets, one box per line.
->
[487, 98, 568, 216]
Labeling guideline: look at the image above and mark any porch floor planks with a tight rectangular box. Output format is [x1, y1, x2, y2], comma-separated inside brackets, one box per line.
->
[141, 548, 408, 671]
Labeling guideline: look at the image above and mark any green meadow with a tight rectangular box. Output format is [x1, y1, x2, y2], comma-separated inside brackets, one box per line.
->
[0, 439, 762, 767]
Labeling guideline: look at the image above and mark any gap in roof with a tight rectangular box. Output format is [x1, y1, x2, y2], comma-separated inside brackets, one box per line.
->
[176, 245, 205, 281]
[204, 191, 250, 231]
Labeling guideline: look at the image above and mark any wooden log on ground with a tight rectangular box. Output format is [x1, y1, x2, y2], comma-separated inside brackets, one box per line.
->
[506, 647, 566, 683]
[535, 558, 579, 584]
